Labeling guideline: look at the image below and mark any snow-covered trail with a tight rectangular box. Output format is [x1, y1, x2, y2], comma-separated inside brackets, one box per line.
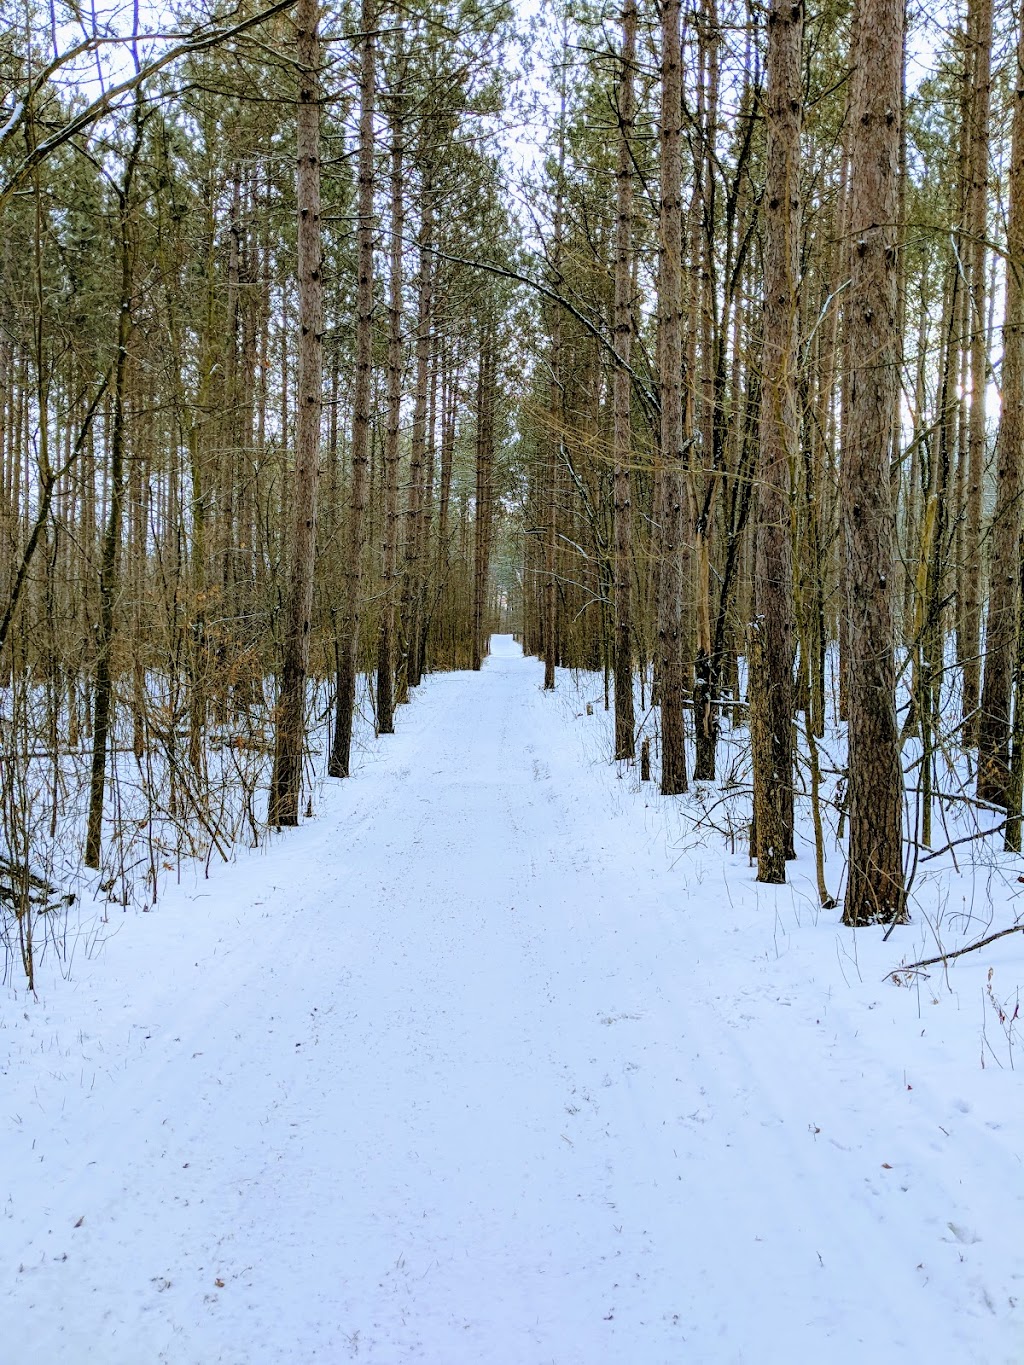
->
[3, 636, 1021, 1363]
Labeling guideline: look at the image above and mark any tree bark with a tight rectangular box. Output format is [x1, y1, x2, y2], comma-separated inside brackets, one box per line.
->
[977, 5, 1024, 808]
[397, 190, 434, 700]
[376, 76, 405, 737]
[543, 47, 568, 694]
[751, 0, 801, 883]
[656, 0, 688, 795]
[472, 317, 496, 670]
[269, 0, 323, 822]
[329, 0, 374, 779]
[960, 0, 994, 735]
[612, 0, 637, 760]
[85, 101, 143, 868]
[840, 0, 907, 925]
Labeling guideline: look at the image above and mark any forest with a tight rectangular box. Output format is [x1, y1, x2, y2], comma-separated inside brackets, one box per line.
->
[3, 0, 1024, 1357]
[1, 0, 1023, 975]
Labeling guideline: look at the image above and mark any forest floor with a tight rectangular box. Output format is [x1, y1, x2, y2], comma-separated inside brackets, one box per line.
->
[2, 635, 1023, 1364]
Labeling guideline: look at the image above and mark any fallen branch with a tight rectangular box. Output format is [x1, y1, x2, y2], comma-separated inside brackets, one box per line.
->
[889, 923, 1024, 978]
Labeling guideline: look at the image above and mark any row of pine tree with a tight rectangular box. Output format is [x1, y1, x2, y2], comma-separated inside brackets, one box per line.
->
[1, 0, 1022, 982]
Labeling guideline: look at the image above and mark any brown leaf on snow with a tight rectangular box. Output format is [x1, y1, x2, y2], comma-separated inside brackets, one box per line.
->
[215, 1278, 225, 1288]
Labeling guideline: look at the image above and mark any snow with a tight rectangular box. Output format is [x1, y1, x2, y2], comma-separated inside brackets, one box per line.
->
[2, 634, 1022, 1363]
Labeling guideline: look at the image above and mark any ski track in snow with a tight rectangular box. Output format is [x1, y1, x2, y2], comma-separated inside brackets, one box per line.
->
[2, 636, 1022, 1363]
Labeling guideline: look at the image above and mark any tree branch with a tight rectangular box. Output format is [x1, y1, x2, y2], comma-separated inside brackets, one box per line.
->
[419, 240, 660, 416]
[889, 923, 1024, 978]
[0, 365, 112, 657]
[0, 0, 296, 209]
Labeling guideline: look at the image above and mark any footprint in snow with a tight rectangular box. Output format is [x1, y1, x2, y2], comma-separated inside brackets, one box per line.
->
[945, 1222, 982, 1245]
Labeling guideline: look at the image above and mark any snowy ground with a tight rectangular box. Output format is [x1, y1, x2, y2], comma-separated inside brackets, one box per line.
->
[2, 635, 1022, 1363]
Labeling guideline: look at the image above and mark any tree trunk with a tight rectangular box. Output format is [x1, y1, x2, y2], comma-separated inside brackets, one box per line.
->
[751, 0, 801, 884]
[85, 103, 143, 869]
[960, 0, 994, 736]
[656, 0, 688, 795]
[472, 318, 496, 670]
[397, 190, 434, 700]
[612, 0, 637, 760]
[840, 0, 907, 925]
[543, 48, 569, 694]
[376, 78, 405, 737]
[269, 0, 323, 823]
[977, 6, 1024, 808]
[328, 0, 375, 779]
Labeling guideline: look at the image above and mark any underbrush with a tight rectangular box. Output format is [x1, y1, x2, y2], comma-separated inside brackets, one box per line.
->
[0, 671, 375, 987]
[559, 657, 1024, 1053]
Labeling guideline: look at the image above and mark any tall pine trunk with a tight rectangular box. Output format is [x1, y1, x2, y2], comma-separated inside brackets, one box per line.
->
[656, 0, 688, 795]
[269, 0, 323, 822]
[376, 78, 405, 737]
[472, 318, 496, 670]
[960, 0, 994, 736]
[85, 101, 143, 867]
[840, 0, 907, 925]
[751, 0, 801, 883]
[397, 192, 434, 700]
[612, 0, 637, 760]
[977, 6, 1024, 808]
[329, 0, 375, 778]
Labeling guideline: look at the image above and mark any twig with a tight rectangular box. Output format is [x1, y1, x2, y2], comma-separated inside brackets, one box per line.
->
[889, 923, 1024, 977]
[920, 821, 1007, 862]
